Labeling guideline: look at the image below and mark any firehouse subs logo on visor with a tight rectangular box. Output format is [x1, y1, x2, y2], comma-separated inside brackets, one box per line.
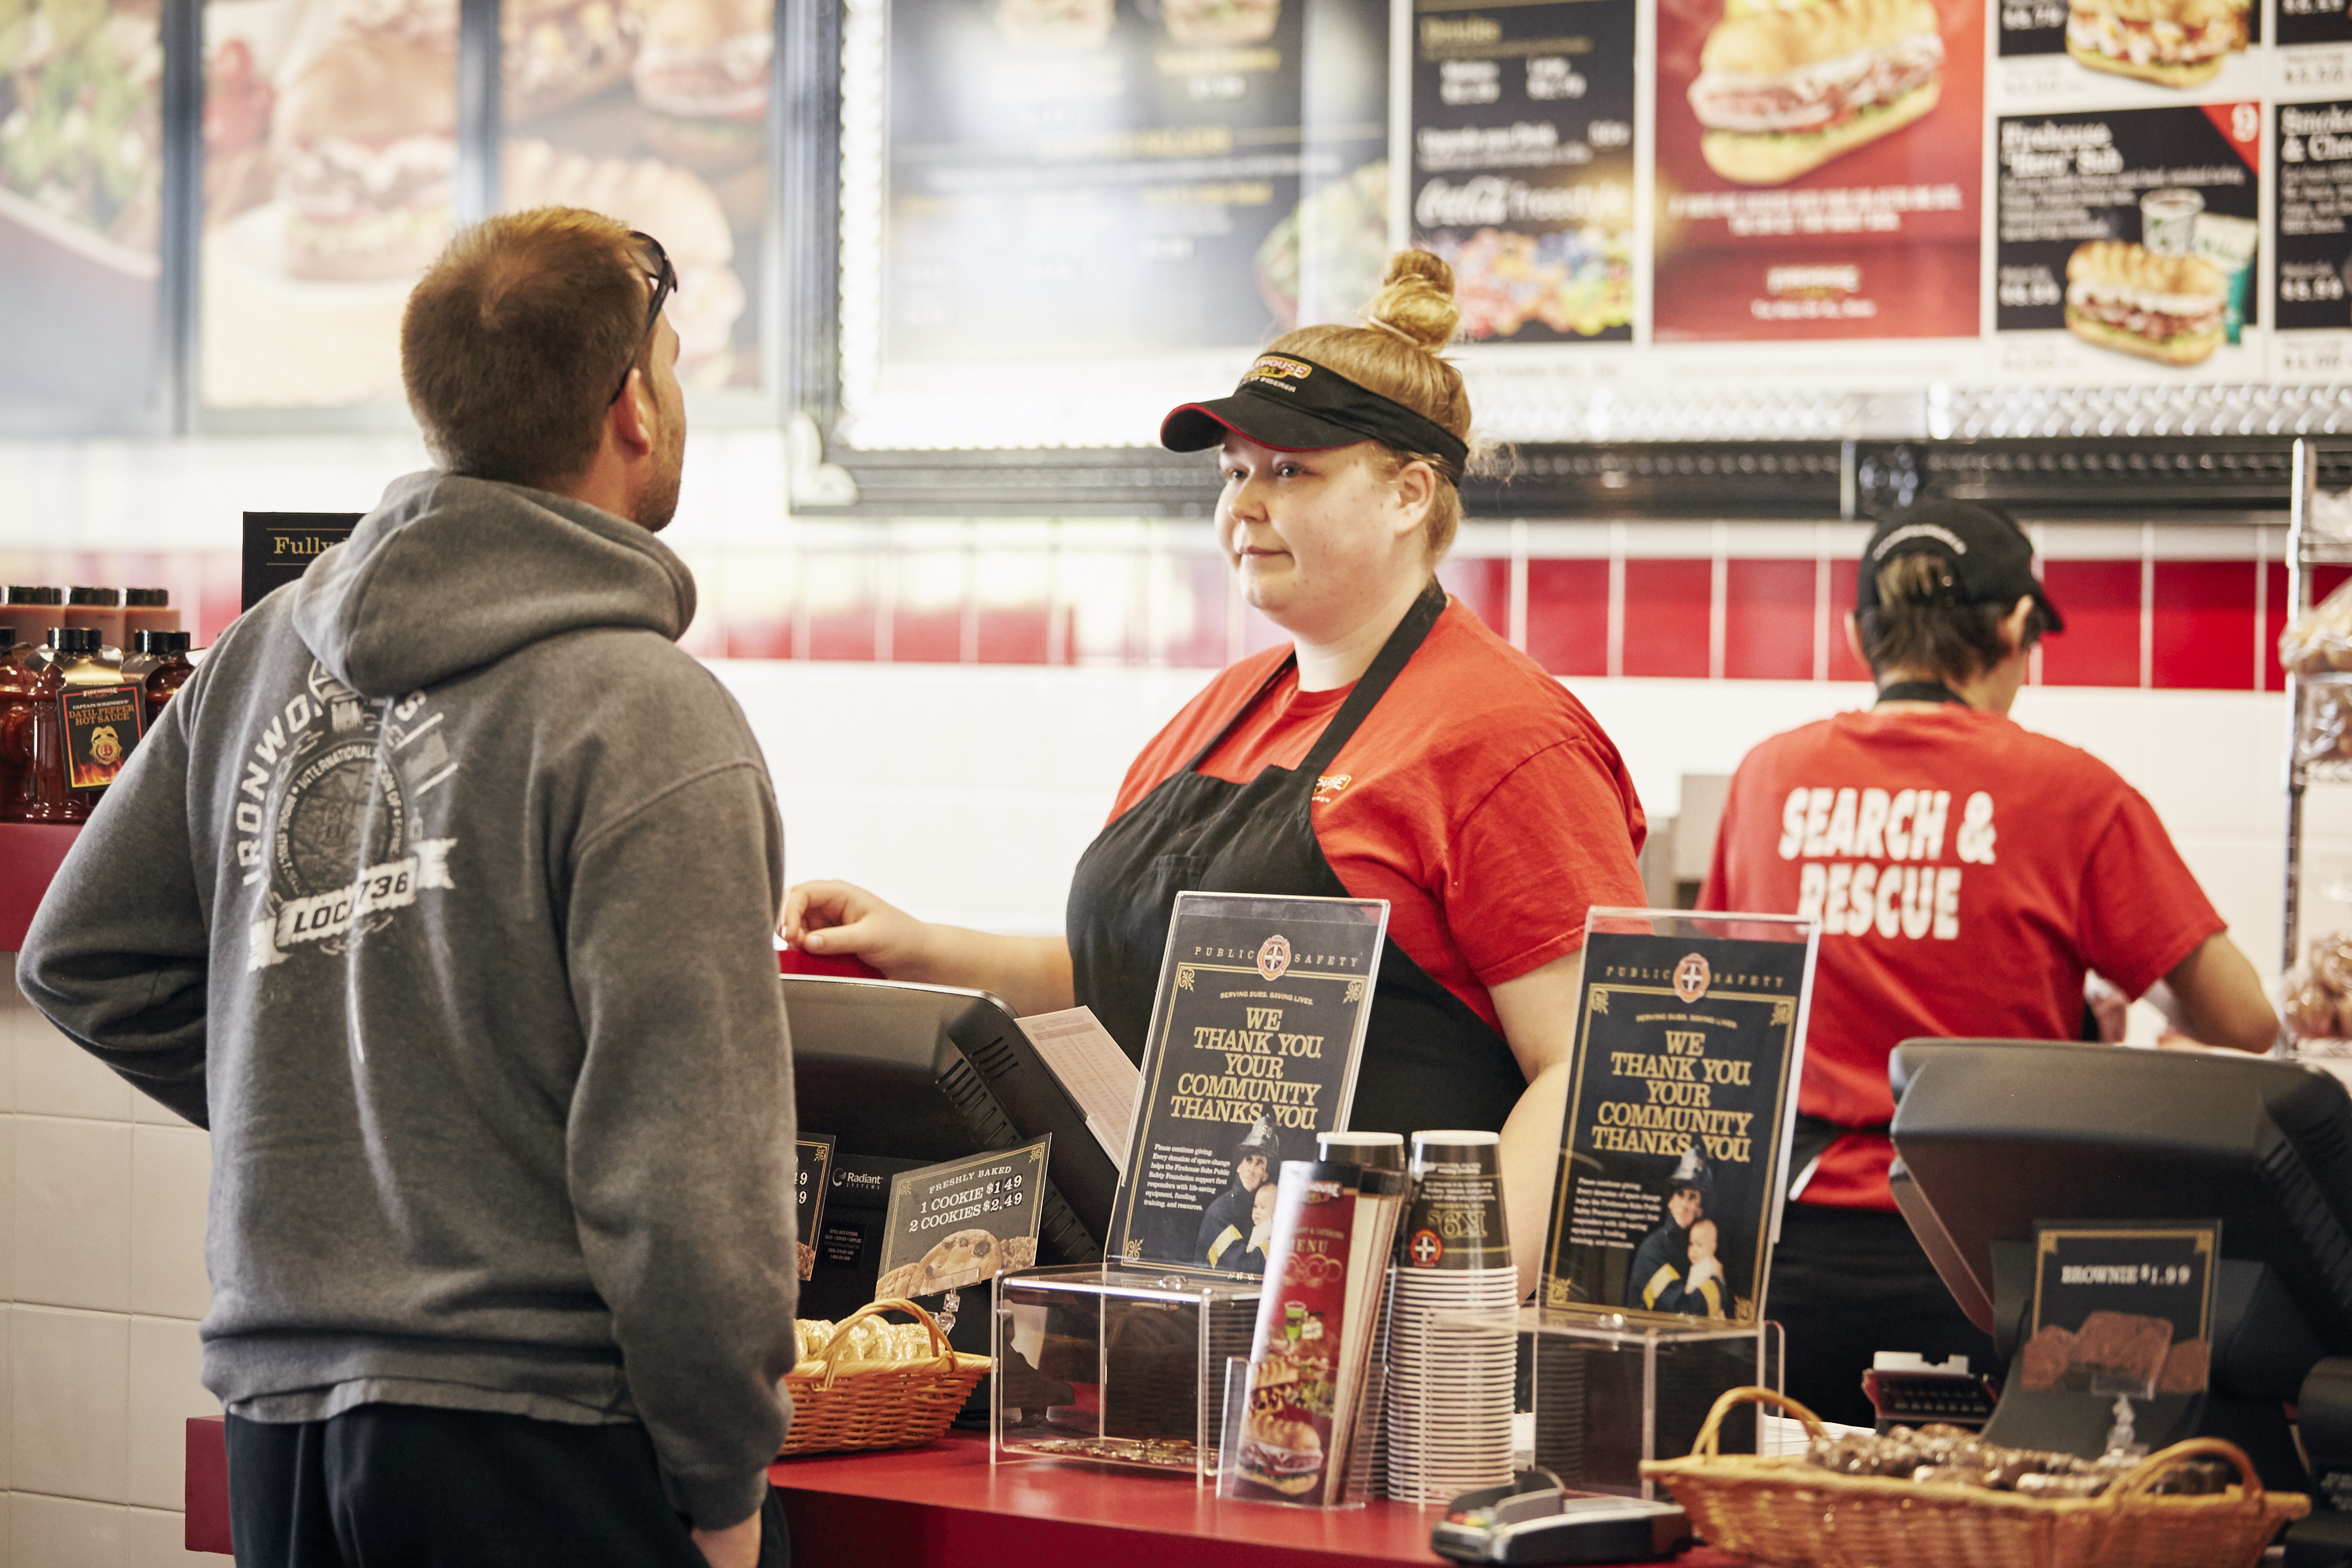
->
[1241, 356, 1313, 391]
[1778, 785, 1999, 939]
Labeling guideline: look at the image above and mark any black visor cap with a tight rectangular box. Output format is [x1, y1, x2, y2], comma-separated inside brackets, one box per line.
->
[1855, 500, 2065, 634]
[1161, 353, 1470, 478]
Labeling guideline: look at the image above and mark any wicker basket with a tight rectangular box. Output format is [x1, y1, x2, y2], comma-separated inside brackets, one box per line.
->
[1639, 1386, 2309, 1568]
[778, 1298, 992, 1458]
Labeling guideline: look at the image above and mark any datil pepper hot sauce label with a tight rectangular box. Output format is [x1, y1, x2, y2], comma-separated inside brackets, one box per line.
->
[61, 685, 144, 790]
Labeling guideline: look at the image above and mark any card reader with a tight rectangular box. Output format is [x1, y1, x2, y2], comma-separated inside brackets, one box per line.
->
[1431, 1470, 1693, 1565]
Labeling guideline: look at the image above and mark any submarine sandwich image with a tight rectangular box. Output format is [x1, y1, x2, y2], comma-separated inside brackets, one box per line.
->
[2063, 240, 2226, 365]
[1687, 0, 1944, 186]
[2065, 0, 2247, 89]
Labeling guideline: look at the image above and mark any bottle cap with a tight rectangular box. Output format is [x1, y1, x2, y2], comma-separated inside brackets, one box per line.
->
[123, 588, 170, 607]
[46, 627, 101, 653]
[135, 630, 193, 654]
[6, 585, 63, 605]
[0, 627, 14, 647]
[67, 587, 121, 606]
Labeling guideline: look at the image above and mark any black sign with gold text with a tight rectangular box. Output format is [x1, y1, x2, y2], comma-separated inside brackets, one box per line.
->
[875, 1135, 1052, 1298]
[243, 513, 361, 613]
[796, 1134, 837, 1283]
[1109, 892, 1387, 1272]
[1541, 926, 1809, 1326]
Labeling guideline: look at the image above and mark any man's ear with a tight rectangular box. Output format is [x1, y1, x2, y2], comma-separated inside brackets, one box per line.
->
[1999, 596, 2035, 656]
[1842, 609, 1866, 672]
[608, 367, 656, 461]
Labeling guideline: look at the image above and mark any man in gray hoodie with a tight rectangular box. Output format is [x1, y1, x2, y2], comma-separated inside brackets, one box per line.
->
[18, 209, 796, 1568]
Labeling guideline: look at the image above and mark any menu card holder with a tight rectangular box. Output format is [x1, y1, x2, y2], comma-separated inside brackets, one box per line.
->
[990, 1263, 1262, 1487]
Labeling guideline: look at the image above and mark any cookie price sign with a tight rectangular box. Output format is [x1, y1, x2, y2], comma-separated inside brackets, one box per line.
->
[874, 1135, 1052, 1303]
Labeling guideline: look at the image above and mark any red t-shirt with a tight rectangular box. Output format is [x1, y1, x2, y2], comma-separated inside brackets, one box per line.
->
[1697, 705, 2224, 1213]
[1109, 599, 1649, 1034]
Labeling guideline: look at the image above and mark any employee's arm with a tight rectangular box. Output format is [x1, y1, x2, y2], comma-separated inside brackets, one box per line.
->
[1491, 951, 1584, 1303]
[2161, 930, 2279, 1054]
[783, 879, 1075, 1017]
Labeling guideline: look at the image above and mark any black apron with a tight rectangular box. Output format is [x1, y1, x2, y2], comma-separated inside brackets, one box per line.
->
[1066, 580, 1527, 1137]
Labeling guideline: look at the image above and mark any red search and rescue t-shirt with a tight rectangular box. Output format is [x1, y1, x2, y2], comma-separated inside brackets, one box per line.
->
[1109, 598, 1648, 1034]
[1696, 705, 2223, 1213]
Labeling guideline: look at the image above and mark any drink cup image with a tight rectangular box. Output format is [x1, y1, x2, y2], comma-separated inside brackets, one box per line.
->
[2141, 188, 2205, 257]
[2191, 213, 2257, 343]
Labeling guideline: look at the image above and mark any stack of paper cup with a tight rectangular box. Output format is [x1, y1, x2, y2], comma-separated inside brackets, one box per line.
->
[1385, 1130, 1519, 1505]
[1321, 1131, 1405, 1501]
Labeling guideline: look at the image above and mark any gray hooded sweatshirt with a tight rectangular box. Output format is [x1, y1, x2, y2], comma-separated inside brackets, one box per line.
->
[18, 472, 797, 1529]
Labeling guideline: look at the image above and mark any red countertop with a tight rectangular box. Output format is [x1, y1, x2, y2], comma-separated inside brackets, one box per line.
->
[191, 1418, 1753, 1567]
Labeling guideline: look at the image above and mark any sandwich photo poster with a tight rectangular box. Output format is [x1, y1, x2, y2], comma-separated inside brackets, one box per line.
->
[198, 0, 459, 408]
[1992, 0, 2259, 109]
[0, 0, 165, 431]
[1650, 0, 1986, 342]
[1992, 102, 2262, 379]
[2275, 99, 2352, 376]
[1406, 0, 1637, 342]
[498, 0, 772, 391]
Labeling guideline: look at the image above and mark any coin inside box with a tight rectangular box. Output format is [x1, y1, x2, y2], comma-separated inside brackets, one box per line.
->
[992, 1263, 1262, 1486]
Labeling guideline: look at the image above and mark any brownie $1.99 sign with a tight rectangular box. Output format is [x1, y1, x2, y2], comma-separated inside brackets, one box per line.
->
[1541, 914, 1813, 1327]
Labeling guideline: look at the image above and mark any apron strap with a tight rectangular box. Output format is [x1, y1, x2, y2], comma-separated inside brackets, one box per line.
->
[1298, 578, 1450, 780]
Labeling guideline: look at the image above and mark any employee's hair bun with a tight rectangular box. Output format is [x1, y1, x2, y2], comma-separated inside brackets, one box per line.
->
[1362, 250, 1460, 355]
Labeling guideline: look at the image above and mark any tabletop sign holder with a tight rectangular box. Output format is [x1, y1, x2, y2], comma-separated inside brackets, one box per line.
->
[875, 1136, 1052, 1334]
[993, 891, 1388, 1484]
[1529, 909, 1818, 1494]
[795, 1134, 836, 1284]
[242, 512, 361, 612]
[1980, 1219, 2224, 1460]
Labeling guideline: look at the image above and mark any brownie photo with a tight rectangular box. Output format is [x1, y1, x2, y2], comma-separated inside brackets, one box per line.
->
[2156, 1337, 2210, 1395]
[2072, 1310, 2174, 1390]
[2017, 1324, 2076, 1392]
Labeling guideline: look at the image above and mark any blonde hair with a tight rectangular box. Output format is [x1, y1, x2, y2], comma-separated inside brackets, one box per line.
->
[1267, 250, 1472, 562]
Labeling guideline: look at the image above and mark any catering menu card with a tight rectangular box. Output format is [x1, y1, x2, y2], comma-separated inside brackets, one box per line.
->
[2017, 1220, 2220, 1397]
[874, 1135, 1051, 1299]
[1225, 1158, 1403, 1505]
[1541, 909, 1816, 1328]
[1108, 892, 1387, 1273]
[794, 1134, 836, 1282]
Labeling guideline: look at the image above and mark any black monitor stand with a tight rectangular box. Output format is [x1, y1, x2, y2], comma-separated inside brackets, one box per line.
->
[1973, 1238, 2316, 1493]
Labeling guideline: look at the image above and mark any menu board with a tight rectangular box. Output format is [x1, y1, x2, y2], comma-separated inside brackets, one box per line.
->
[1407, 0, 1635, 342]
[500, 0, 768, 391]
[1653, 0, 1985, 342]
[2278, 99, 2352, 374]
[200, 0, 459, 408]
[0, 0, 164, 429]
[1993, 103, 2262, 380]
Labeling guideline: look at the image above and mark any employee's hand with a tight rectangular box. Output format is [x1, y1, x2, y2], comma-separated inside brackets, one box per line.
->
[782, 879, 932, 972]
[691, 1511, 760, 1568]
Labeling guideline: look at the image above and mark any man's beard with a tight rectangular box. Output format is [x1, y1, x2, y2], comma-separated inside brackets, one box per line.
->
[634, 390, 687, 532]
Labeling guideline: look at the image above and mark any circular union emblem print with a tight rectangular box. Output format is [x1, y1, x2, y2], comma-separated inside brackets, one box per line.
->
[1407, 1229, 1445, 1268]
[1673, 953, 1711, 1004]
[1256, 935, 1291, 983]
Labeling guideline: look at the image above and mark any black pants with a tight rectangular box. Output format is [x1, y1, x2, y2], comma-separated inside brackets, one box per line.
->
[1769, 1203, 2002, 1429]
[227, 1404, 788, 1568]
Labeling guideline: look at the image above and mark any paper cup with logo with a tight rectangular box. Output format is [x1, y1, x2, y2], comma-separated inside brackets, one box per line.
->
[2140, 188, 2204, 258]
[1319, 1131, 1405, 1173]
[2192, 214, 2258, 344]
[1401, 1130, 1510, 1271]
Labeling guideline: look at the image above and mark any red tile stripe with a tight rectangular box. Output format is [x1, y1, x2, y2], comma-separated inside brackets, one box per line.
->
[0, 542, 2304, 691]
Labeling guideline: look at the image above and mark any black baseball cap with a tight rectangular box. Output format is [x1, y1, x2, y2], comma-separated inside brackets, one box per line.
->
[1855, 500, 2065, 633]
[1160, 353, 1471, 478]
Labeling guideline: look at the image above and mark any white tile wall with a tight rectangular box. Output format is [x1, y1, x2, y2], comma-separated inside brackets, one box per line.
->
[1, 971, 212, 1566]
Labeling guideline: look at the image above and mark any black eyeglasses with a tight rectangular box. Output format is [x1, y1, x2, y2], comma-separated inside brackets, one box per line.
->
[609, 231, 678, 406]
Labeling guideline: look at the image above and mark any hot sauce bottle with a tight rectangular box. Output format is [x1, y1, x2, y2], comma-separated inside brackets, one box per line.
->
[0, 625, 32, 822]
[122, 588, 178, 647]
[18, 628, 146, 824]
[128, 631, 195, 721]
[65, 587, 125, 654]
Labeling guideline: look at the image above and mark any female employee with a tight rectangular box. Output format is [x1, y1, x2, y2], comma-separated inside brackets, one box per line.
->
[1697, 498, 2278, 1426]
[784, 252, 1648, 1295]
